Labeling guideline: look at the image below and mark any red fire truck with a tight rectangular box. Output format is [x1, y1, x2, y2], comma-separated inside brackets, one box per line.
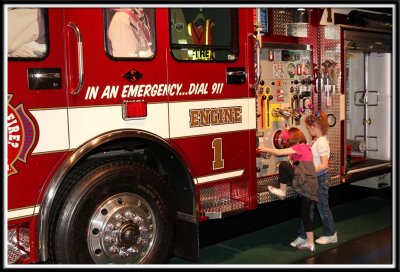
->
[7, 6, 392, 264]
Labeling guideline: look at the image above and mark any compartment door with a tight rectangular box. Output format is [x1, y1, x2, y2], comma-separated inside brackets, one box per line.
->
[167, 8, 256, 205]
[344, 30, 392, 176]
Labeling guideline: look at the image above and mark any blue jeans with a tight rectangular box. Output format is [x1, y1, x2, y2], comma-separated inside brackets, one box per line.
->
[298, 172, 336, 238]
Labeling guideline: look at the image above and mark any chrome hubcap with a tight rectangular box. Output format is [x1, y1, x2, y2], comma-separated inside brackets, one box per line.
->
[87, 193, 156, 263]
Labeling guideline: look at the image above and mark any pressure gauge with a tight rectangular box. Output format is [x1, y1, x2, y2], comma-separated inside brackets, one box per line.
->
[327, 113, 336, 127]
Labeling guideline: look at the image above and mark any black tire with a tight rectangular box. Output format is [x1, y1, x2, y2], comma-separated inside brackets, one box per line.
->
[50, 159, 175, 264]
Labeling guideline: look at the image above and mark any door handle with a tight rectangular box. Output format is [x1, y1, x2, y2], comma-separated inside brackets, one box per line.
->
[68, 22, 84, 96]
[28, 68, 62, 90]
[227, 71, 246, 76]
[226, 68, 246, 84]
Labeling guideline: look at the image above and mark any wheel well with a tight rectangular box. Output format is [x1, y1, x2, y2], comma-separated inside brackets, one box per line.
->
[41, 130, 199, 263]
[83, 137, 196, 216]
[45, 133, 199, 262]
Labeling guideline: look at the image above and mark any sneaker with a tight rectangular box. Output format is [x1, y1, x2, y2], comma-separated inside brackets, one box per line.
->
[268, 185, 286, 200]
[316, 232, 338, 244]
[296, 242, 316, 252]
[290, 236, 307, 248]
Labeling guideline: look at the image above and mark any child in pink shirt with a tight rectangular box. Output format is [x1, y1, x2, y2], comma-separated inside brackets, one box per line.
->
[258, 127, 319, 252]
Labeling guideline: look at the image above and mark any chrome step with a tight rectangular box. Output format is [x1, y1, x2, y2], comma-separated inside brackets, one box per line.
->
[202, 198, 246, 219]
[257, 186, 298, 204]
[257, 177, 298, 204]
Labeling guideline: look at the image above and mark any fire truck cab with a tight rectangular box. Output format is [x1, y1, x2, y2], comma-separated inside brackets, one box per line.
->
[7, 6, 393, 265]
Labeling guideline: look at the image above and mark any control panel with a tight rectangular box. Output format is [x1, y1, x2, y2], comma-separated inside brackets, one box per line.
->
[257, 43, 314, 177]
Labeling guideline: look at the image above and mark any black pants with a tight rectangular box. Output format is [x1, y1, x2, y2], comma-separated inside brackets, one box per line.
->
[279, 161, 314, 232]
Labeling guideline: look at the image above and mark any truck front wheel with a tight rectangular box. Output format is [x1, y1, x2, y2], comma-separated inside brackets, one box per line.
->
[52, 160, 175, 264]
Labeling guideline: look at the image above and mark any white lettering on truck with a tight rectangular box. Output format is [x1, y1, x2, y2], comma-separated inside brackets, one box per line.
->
[84, 83, 224, 100]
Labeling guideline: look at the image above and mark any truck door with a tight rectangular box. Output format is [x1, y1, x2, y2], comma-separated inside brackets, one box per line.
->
[7, 8, 69, 216]
[63, 7, 168, 148]
[167, 8, 257, 215]
[48, 8, 175, 264]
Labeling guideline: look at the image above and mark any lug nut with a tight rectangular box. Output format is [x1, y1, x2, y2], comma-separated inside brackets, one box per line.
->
[105, 235, 116, 243]
[109, 245, 119, 253]
[115, 213, 125, 222]
[125, 211, 136, 219]
[127, 247, 139, 254]
[139, 226, 148, 232]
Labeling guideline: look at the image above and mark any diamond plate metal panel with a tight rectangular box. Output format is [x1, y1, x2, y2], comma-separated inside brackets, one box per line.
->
[318, 25, 342, 182]
[199, 183, 230, 204]
[199, 183, 247, 217]
[287, 23, 310, 38]
[272, 9, 310, 38]
[272, 9, 293, 36]
[257, 176, 298, 204]
[8, 228, 30, 264]
[330, 175, 342, 187]
[202, 199, 246, 219]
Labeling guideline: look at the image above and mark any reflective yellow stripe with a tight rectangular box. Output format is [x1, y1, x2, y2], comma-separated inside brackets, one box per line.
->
[188, 23, 192, 37]
[205, 19, 209, 45]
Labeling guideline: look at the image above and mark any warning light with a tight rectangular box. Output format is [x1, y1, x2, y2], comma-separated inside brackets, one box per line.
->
[122, 100, 147, 120]
[268, 49, 274, 61]
[297, 64, 302, 75]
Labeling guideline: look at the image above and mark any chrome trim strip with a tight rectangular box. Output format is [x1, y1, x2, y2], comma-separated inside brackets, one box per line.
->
[177, 212, 197, 223]
[196, 169, 244, 184]
[347, 163, 392, 174]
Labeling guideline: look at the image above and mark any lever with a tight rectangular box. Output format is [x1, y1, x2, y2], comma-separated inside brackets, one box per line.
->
[266, 95, 273, 128]
[261, 94, 267, 128]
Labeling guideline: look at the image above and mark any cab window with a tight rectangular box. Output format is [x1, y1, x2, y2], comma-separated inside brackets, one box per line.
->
[8, 8, 48, 59]
[104, 8, 156, 59]
[170, 8, 238, 62]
